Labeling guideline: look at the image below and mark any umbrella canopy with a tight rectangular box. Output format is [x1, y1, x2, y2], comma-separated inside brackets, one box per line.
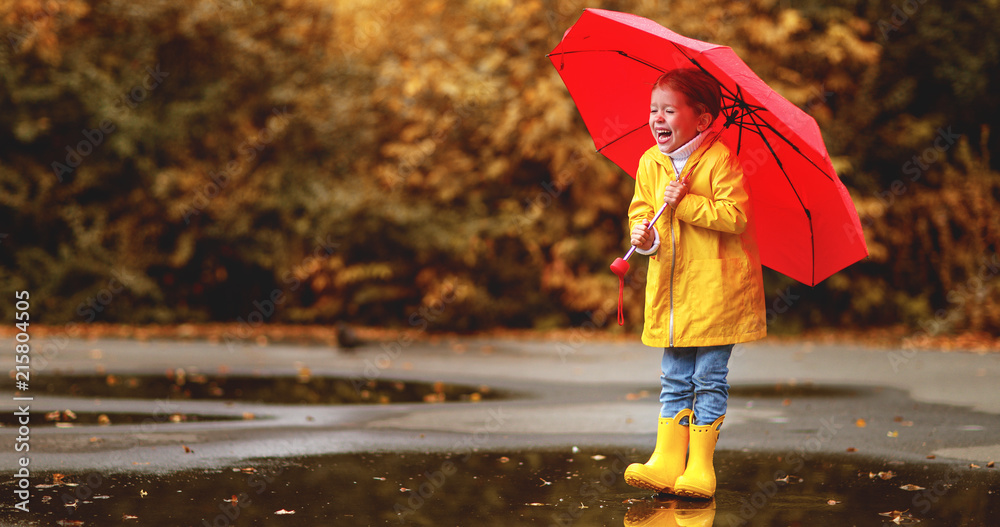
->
[548, 8, 868, 286]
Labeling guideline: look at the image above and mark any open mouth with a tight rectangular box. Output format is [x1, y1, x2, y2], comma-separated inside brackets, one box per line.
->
[656, 129, 672, 142]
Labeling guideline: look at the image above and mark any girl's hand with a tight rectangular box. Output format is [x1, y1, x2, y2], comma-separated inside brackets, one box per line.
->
[664, 178, 689, 208]
[630, 219, 654, 250]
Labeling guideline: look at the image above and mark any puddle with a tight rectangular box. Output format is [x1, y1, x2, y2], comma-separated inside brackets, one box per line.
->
[36, 374, 502, 405]
[0, 411, 247, 428]
[3, 450, 997, 525]
[728, 382, 861, 398]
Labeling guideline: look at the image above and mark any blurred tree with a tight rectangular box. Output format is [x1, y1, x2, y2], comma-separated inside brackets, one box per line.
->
[0, 0, 997, 336]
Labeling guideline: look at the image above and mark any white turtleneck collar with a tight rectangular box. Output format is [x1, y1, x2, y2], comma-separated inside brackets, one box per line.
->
[666, 131, 706, 177]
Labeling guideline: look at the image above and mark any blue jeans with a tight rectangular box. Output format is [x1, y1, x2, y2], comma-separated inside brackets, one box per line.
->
[660, 345, 734, 426]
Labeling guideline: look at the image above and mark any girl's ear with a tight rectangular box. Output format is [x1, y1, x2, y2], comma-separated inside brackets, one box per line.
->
[698, 112, 712, 132]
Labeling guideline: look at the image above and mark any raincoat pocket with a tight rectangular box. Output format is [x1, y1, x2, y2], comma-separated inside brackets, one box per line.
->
[686, 257, 750, 330]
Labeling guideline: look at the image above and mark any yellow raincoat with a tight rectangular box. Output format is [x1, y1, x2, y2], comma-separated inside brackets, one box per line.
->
[629, 133, 767, 348]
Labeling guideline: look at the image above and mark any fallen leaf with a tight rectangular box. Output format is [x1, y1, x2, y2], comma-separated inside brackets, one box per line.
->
[988, 461, 995, 468]
[123, 514, 138, 520]
[887, 431, 899, 438]
[399, 487, 410, 492]
[776, 475, 803, 484]
[498, 456, 510, 463]
[880, 509, 920, 525]
[926, 455, 936, 459]
[539, 478, 552, 486]
[98, 414, 111, 426]
[894, 416, 904, 422]
[827, 499, 840, 505]
[970, 463, 980, 469]
[373, 476, 386, 481]
[591, 455, 606, 460]
[52, 474, 67, 485]
[140, 489, 148, 497]
[846, 447, 858, 452]
[782, 398, 791, 406]
[527, 502, 545, 506]
[899, 484, 925, 491]
[856, 418, 867, 428]
[182, 445, 194, 454]
[274, 509, 295, 515]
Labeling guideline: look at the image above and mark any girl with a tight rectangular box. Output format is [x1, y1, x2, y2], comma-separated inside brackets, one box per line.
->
[623, 68, 766, 499]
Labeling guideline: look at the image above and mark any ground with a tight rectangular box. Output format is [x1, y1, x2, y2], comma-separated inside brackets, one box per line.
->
[1, 331, 999, 525]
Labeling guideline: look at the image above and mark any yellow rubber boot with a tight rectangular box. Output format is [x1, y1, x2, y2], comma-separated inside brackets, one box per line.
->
[624, 408, 692, 493]
[673, 415, 724, 499]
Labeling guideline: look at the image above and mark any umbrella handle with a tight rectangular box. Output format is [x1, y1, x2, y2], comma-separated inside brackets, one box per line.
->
[621, 202, 670, 262]
[611, 202, 669, 326]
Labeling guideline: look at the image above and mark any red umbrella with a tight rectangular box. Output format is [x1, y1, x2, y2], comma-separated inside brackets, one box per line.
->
[548, 8, 868, 288]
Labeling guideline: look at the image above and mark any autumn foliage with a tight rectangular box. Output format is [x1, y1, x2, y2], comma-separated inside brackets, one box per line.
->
[0, 0, 998, 337]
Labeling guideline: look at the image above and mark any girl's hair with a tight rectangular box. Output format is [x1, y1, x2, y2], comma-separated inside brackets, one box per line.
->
[653, 69, 722, 121]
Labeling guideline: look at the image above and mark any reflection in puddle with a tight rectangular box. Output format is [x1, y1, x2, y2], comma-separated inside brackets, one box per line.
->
[0, 410, 247, 427]
[2, 450, 997, 525]
[624, 496, 715, 526]
[37, 374, 502, 405]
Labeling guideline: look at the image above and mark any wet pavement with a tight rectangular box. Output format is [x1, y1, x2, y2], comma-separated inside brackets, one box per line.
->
[2, 335, 999, 525]
[5, 450, 999, 525]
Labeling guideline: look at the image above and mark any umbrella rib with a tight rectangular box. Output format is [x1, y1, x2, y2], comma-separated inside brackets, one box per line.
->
[685, 56, 835, 183]
[744, 109, 807, 210]
[686, 58, 820, 282]
[724, 95, 833, 182]
[596, 122, 649, 153]
[546, 49, 667, 74]
[750, 119, 833, 182]
[743, 107, 817, 283]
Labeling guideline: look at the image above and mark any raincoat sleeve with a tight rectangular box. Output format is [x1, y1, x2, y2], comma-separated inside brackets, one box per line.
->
[628, 157, 660, 254]
[674, 149, 749, 234]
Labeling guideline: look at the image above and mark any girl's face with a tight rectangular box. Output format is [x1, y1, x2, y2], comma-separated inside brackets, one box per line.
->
[649, 86, 711, 154]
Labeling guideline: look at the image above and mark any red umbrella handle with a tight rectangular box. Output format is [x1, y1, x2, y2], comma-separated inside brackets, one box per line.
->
[610, 203, 670, 325]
